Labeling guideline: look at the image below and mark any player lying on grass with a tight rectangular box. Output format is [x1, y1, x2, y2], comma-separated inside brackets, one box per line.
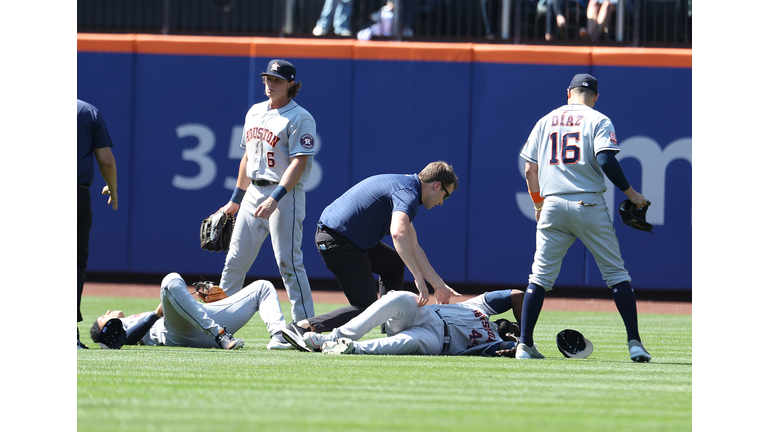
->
[281, 289, 524, 356]
[89, 272, 292, 350]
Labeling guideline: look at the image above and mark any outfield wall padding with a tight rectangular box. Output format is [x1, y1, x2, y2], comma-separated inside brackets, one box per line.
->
[77, 34, 692, 291]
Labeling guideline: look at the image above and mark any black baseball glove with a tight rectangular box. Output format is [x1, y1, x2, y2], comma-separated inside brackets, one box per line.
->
[619, 199, 653, 233]
[200, 210, 235, 252]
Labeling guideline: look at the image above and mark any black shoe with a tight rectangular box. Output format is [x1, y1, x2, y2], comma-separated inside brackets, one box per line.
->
[215, 327, 244, 350]
[287, 321, 308, 337]
[77, 339, 89, 349]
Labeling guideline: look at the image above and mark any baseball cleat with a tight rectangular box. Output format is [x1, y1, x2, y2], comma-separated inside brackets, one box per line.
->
[628, 339, 652, 362]
[281, 327, 312, 352]
[321, 338, 355, 355]
[515, 342, 545, 359]
[266, 331, 294, 350]
[215, 328, 245, 350]
[304, 332, 330, 352]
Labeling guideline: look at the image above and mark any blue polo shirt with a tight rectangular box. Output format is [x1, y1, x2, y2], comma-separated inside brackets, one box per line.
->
[77, 100, 113, 187]
[319, 173, 422, 249]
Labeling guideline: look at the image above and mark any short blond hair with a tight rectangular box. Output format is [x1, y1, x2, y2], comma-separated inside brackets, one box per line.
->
[418, 161, 458, 190]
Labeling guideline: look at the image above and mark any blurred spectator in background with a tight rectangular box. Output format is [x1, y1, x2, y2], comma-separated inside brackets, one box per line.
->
[545, 0, 588, 42]
[313, 0, 354, 37]
[357, 1, 394, 40]
[579, 0, 632, 42]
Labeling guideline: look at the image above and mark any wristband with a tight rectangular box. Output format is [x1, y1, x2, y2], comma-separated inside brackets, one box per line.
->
[270, 185, 287, 202]
[230, 187, 246, 205]
[534, 205, 543, 211]
[529, 190, 544, 204]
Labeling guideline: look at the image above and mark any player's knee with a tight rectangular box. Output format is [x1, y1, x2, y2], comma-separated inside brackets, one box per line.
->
[161, 272, 183, 290]
[389, 291, 420, 309]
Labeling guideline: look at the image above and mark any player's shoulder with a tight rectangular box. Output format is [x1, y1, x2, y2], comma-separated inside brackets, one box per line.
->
[285, 100, 316, 121]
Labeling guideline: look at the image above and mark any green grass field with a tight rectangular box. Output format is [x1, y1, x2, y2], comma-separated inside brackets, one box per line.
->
[77, 296, 692, 432]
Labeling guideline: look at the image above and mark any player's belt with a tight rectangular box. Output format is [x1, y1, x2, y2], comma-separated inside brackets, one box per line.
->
[434, 309, 451, 354]
[252, 179, 278, 187]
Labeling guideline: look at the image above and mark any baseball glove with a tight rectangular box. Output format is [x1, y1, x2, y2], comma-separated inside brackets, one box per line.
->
[619, 199, 653, 233]
[200, 210, 235, 252]
[556, 329, 594, 358]
[192, 280, 228, 303]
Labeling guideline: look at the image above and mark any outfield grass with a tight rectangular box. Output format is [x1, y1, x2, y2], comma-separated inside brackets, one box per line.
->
[77, 296, 692, 432]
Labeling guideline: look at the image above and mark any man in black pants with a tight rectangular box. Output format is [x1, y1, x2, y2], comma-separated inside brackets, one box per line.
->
[77, 99, 119, 349]
[282, 161, 461, 346]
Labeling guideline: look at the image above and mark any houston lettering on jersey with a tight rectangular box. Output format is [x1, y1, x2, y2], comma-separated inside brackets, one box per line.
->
[466, 309, 497, 349]
[245, 126, 280, 147]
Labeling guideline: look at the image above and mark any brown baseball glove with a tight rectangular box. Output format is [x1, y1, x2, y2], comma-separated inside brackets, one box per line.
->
[192, 280, 228, 303]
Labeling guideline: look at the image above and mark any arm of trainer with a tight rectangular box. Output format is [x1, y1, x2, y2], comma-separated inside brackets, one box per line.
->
[94, 147, 118, 210]
[390, 212, 461, 306]
[254, 155, 309, 219]
[596, 151, 648, 209]
[407, 223, 461, 305]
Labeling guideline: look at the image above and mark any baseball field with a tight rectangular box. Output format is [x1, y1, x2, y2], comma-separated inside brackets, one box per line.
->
[76, 284, 692, 432]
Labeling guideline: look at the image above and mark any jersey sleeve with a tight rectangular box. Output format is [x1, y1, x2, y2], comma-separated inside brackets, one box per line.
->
[390, 188, 420, 222]
[288, 117, 317, 157]
[593, 117, 620, 154]
[519, 121, 542, 164]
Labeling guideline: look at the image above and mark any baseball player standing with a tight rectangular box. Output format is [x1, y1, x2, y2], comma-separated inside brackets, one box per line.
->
[218, 59, 316, 329]
[516, 73, 652, 362]
[286, 289, 523, 357]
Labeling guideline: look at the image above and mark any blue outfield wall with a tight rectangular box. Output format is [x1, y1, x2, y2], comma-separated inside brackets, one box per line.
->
[77, 48, 691, 292]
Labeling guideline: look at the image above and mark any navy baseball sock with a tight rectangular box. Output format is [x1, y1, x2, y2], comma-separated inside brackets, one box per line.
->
[519, 283, 546, 347]
[611, 281, 641, 342]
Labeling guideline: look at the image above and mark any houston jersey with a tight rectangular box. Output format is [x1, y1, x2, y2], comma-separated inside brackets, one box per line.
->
[434, 294, 504, 356]
[241, 99, 316, 184]
[520, 104, 620, 196]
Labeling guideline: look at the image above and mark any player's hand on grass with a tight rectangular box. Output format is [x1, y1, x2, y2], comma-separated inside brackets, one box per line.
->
[496, 348, 516, 358]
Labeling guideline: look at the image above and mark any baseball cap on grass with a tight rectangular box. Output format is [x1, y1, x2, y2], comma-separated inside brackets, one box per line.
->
[556, 329, 594, 358]
[97, 318, 127, 349]
[260, 59, 296, 82]
[568, 73, 598, 94]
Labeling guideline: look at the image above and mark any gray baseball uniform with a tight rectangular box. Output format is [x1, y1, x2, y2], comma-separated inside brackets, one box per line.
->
[325, 290, 513, 356]
[122, 273, 287, 348]
[220, 98, 316, 322]
[519, 104, 630, 289]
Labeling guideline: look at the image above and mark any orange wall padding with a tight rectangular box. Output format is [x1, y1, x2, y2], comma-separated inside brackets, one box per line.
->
[77, 33, 691, 68]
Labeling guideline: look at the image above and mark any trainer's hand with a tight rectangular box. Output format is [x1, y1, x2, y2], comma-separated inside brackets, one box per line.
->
[254, 197, 278, 219]
[414, 279, 429, 307]
[434, 284, 461, 305]
[101, 186, 118, 210]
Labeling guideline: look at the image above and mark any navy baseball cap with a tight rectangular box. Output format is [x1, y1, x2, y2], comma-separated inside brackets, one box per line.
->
[568, 73, 598, 94]
[97, 318, 127, 349]
[260, 59, 296, 82]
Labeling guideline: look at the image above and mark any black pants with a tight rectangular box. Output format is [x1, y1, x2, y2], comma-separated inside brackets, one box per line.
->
[308, 224, 404, 333]
[77, 186, 92, 322]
